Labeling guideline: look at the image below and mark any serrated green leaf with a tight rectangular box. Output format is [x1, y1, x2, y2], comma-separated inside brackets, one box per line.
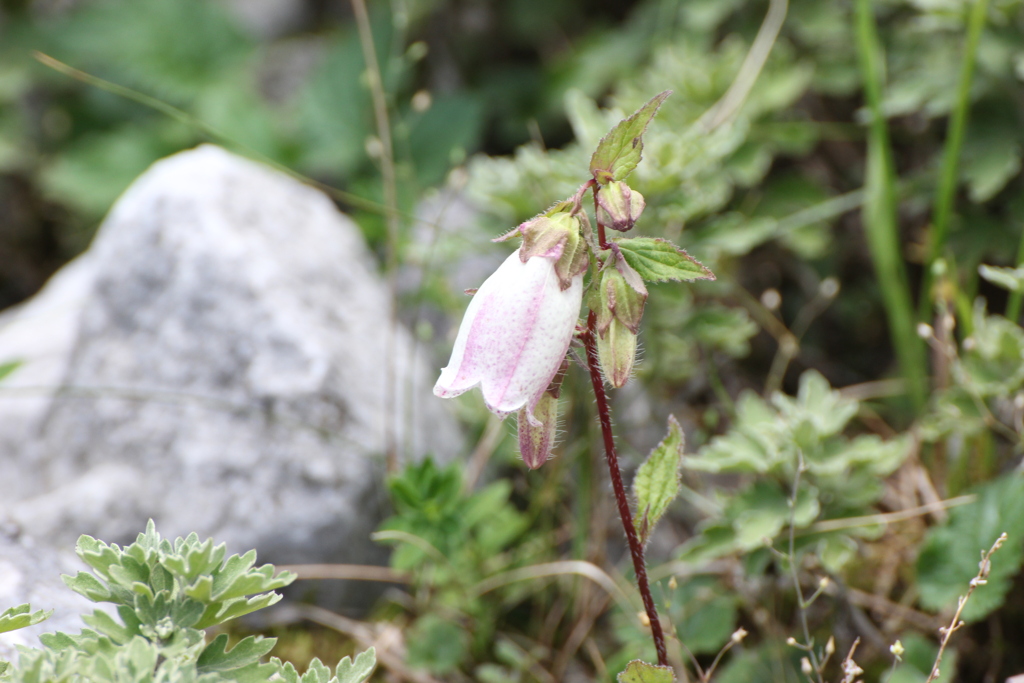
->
[302, 658, 331, 683]
[193, 592, 283, 630]
[633, 416, 685, 545]
[0, 604, 51, 634]
[590, 91, 671, 183]
[62, 571, 114, 603]
[917, 475, 1024, 622]
[274, 659, 301, 683]
[81, 609, 134, 644]
[335, 648, 376, 683]
[616, 238, 715, 283]
[617, 659, 676, 683]
[197, 634, 276, 673]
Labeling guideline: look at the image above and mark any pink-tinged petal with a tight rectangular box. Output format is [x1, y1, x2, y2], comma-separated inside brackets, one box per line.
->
[434, 249, 583, 416]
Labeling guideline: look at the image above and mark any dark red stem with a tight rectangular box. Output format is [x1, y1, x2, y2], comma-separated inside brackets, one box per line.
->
[583, 309, 668, 666]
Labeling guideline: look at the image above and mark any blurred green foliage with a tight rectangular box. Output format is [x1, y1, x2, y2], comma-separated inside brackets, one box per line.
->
[1, 523, 376, 683]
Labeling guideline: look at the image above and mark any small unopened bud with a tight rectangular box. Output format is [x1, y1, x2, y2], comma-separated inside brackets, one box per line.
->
[825, 637, 835, 657]
[917, 323, 933, 339]
[518, 392, 559, 469]
[596, 181, 645, 232]
[819, 577, 830, 589]
[597, 318, 637, 388]
[731, 628, 748, 644]
[801, 657, 813, 676]
[820, 277, 840, 298]
[668, 576, 678, 590]
[786, 637, 798, 647]
[638, 611, 651, 627]
[889, 640, 904, 659]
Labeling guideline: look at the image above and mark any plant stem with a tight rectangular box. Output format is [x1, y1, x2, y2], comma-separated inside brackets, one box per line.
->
[920, 0, 991, 319]
[351, 0, 402, 472]
[854, 0, 928, 410]
[787, 454, 824, 683]
[1006, 226, 1024, 322]
[583, 310, 668, 666]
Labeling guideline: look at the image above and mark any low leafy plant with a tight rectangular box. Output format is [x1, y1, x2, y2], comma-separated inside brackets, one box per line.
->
[0, 522, 376, 683]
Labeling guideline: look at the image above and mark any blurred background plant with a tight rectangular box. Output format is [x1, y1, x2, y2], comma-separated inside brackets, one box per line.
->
[4, 0, 1024, 680]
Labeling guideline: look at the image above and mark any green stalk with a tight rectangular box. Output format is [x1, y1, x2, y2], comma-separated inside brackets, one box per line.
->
[854, 0, 928, 409]
[1006, 226, 1024, 322]
[920, 0, 991, 318]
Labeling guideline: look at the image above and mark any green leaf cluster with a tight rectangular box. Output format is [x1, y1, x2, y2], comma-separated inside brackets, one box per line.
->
[0, 605, 51, 676]
[680, 371, 910, 561]
[0, 523, 352, 683]
[63, 520, 294, 632]
[921, 302, 1024, 443]
[275, 648, 376, 683]
[375, 458, 533, 676]
[917, 474, 1024, 622]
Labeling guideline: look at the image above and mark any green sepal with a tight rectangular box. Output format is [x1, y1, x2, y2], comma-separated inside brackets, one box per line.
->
[518, 212, 584, 290]
[590, 91, 671, 184]
[616, 237, 715, 283]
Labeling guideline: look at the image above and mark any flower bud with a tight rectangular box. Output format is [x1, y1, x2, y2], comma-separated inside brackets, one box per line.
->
[596, 181, 645, 232]
[518, 391, 559, 469]
[596, 317, 637, 388]
[598, 264, 646, 334]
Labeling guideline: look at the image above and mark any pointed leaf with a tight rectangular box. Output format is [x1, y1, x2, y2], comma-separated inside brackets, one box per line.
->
[0, 604, 51, 634]
[590, 91, 671, 183]
[197, 634, 277, 673]
[617, 659, 676, 683]
[336, 648, 376, 683]
[616, 238, 715, 283]
[632, 416, 685, 545]
[63, 571, 114, 603]
[303, 658, 331, 683]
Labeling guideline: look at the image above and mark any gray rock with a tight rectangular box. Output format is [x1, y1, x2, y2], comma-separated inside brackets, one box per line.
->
[0, 529, 95, 660]
[0, 145, 461, 570]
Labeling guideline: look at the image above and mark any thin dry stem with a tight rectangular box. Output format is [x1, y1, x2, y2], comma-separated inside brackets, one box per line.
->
[924, 532, 1009, 683]
[786, 453, 825, 683]
[350, 0, 402, 473]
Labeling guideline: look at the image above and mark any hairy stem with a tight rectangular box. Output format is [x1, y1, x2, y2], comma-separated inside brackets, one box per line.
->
[583, 310, 668, 666]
